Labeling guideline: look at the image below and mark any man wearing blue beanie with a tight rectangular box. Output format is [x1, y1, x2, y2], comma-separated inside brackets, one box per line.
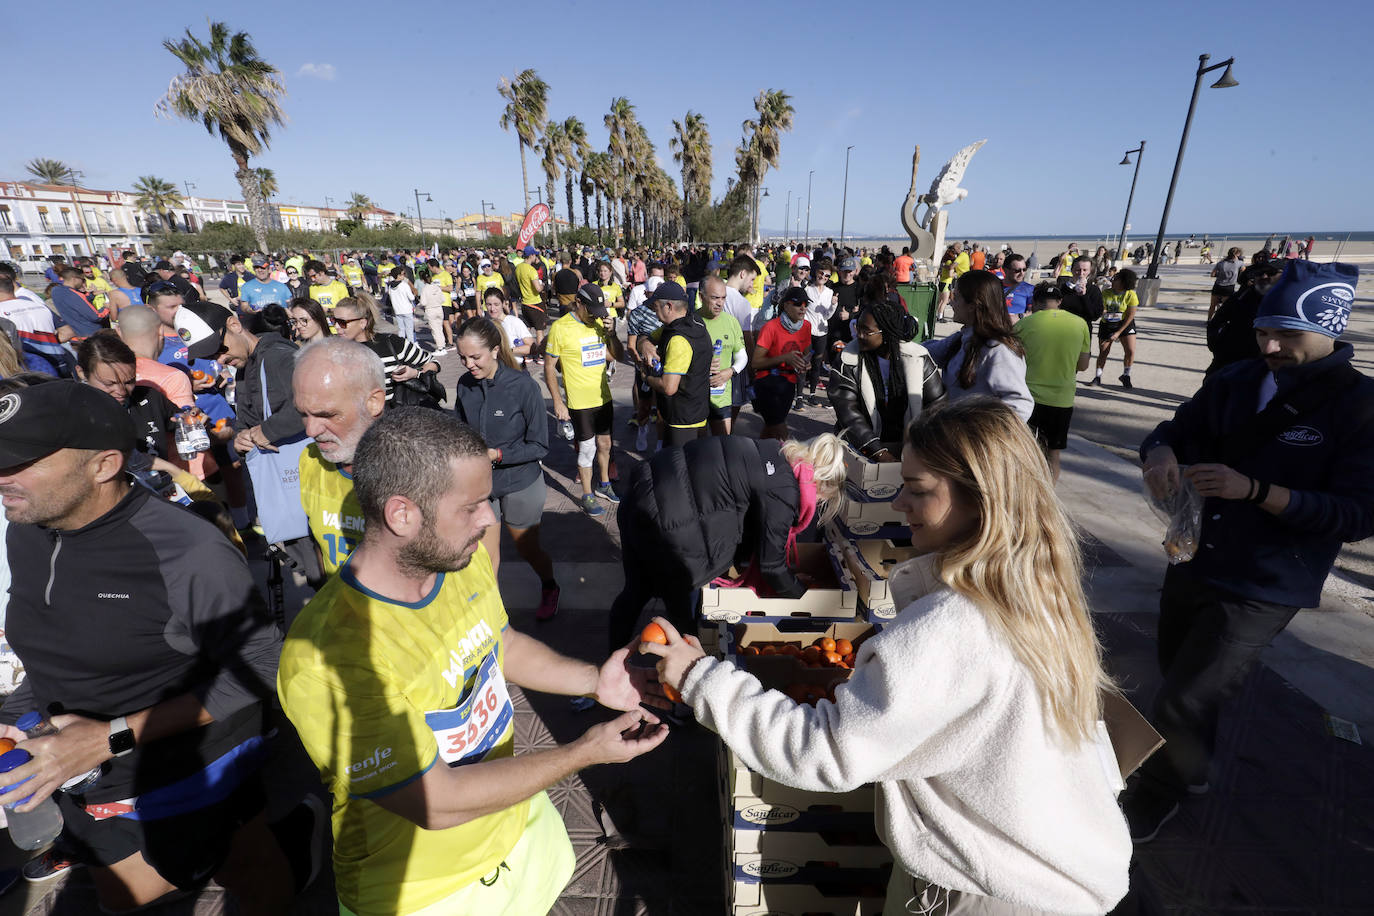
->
[1127, 260, 1373, 842]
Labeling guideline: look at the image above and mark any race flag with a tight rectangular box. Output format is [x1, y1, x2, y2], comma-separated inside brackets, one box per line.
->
[517, 204, 551, 250]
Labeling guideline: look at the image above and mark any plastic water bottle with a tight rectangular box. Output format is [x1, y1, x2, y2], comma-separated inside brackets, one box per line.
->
[0, 750, 63, 850]
[188, 410, 211, 452]
[710, 339, 727, 397]
[17, 713, 101, 793]
[174, 414, 197, 461]
[559, 419, 575, 440]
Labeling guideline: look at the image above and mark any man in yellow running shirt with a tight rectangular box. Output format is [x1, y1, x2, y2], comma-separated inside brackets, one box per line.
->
[514, 246, 548, 346]
[279, 408, 666, 916]
[292, 339, 386, 577]
[306, 260, 350, 312]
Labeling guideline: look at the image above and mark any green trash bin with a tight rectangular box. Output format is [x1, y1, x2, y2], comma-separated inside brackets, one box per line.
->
[897, 281, 939, 341]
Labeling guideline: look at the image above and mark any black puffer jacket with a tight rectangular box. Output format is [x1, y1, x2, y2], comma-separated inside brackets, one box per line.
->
[828, 338, 945, 458]
[623, 436, 804, 597]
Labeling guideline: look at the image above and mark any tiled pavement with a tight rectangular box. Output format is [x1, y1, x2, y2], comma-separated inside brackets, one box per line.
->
[4, 337, 1374, 913]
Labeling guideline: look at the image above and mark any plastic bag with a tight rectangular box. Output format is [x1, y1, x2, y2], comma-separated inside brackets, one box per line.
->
[1142, 466, 1202, 564]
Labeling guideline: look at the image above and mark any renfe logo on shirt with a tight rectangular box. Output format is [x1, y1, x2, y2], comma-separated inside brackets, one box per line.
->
[346, 746, 396, 782]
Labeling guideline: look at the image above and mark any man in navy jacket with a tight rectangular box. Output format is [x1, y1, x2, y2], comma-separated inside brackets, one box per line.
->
[1127, 260, 1372, 842]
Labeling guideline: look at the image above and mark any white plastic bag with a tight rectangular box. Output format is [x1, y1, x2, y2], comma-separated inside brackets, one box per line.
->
[1142, 466, 1202, 564]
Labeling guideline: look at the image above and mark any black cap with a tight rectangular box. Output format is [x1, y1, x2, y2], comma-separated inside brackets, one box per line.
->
[779, 286, 810, 307]
[153, 260, 174, 271]
[553, 268, 582, 296]
[647, 281, 688, 305]
[173, 301, 232, 361]
[575, 283, 608, 318]
[0, 380, 137, 468]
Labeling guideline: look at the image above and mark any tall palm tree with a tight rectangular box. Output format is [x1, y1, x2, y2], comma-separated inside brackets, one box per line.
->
[627, 123, 655, 241]
[740, 89, 794, 243]
[132, 176, 185, 233]
[497, 69, 548, 212]
[156, 21, 287, 251]
[538, 120, 564, 246]
[25, 158, 83, 186]
[345, 191, 373, 221]
[583, 152, 612, 242]
[670, 111, 713, 211]
[560, 116, 590, 233]
[254, 168, 277, 200]
[604, 97, 638, 243]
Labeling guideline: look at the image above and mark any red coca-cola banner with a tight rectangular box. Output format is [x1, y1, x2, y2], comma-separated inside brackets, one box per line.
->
[516, 204, 551, 250]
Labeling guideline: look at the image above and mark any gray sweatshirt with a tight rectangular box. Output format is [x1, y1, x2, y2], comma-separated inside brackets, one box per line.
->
[924, 328, 1033, 421]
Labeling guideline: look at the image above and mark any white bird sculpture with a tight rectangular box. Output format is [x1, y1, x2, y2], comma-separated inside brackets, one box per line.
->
[918, 139, 987, 232]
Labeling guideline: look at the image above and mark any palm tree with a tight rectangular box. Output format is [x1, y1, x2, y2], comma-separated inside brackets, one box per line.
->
[583, 152, 612, 242]
[133, 176, 185, 233]
[740, 89, 794, 243]
[156, 21, 287, 251]
[345, 192, 373, 222]
[538, 120, 564, 246]
[560, 116, 590, 232]
[604, 97, 638, 243]
[25, 158, 83, 186]
[670, 111, 713, 212]
[497, 69, 549, 212]
[253, 168, 277, 200]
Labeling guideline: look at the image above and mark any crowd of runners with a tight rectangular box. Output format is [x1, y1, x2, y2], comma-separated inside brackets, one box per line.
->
[0, 234, 1364, 915]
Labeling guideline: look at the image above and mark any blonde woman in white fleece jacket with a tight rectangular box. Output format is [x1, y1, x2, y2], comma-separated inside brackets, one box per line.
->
[643, 398, 1131, 915]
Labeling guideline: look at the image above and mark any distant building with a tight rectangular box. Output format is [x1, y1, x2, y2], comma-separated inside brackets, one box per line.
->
[0, 181, 156, 259]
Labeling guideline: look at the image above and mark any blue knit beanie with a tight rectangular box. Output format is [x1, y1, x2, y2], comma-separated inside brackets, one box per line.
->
[1254, 260, 1358, 338]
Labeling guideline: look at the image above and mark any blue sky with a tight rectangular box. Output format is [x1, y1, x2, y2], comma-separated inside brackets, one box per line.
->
[7, 0, 1370, 239]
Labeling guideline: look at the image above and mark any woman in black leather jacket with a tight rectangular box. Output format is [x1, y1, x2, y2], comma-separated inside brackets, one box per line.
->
[828, 285, 945, 462]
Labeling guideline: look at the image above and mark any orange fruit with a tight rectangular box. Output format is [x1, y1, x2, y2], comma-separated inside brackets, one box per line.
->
[842, 653, 855, 666]
[823, 650, 843, 666]
[741, 646, 760, 657]
[0, 738, 13, 753]
[833, 638, 853, 656]
[641, 623, 669, 646]
[801, 646, 822, 663]
[815, 637, 837, 653]
[662, 682, 681, 703]
[780, 645, 801, 657]
[760, 645, 778, 656]
[191, 370, 207, 380]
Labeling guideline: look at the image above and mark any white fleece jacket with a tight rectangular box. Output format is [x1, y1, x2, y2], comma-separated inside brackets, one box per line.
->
[682, 556, 1131, 915]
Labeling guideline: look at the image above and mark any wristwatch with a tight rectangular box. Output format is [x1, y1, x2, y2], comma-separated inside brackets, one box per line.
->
[108, 716, 135, 758]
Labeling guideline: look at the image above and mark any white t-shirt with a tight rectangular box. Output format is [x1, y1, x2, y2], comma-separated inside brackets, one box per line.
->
[805, 285, 836, 338]
[0, 293, 59, 335]
[499, 313, 533, 366]
[611, 258, 629, 288]
[723, 287, 757, 334]
[387, 282, 415, 316]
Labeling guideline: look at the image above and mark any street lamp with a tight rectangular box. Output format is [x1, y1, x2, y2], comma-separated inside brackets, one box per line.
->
[785, 190, 791, 243]
[760, 187, 769, 243]
[413, 188, 432, 235]
[1115, 142, 1145, 267]
[795, 200, 803, 240]
[480, 200, 497, 238]
[840, 145, 854, 247]
[804, 170, 814, 248]
[1146, 53, 1238, 286]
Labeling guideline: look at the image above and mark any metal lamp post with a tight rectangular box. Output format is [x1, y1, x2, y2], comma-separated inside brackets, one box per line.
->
[480, 200, 496, 238]
[785, 190, 791, 243]
[413, 188, 432, 237]
[1115, 142, 1145, 267]
[1146, 53, 1238, 285]
[840, 145, 854, 247]
[804, 170, 814, 248]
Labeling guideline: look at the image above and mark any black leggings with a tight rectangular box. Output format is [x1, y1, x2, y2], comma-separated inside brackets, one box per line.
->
[806, 336, 828, 392]
[607, 505, 698, 654]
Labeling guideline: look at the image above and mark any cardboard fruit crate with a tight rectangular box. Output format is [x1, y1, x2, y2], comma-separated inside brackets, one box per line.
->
[732, 836, 892, 916]
[838, 493, 907, 535]
[701, 542, 858, 624]
[697, 620, 727, 658]
[826, 530, 926, 620]
[842, 442, 903, 501]
[723, 745, 877, 828]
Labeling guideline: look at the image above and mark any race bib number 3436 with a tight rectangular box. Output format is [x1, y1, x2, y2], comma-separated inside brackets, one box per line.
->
[425, 652, 513, 766]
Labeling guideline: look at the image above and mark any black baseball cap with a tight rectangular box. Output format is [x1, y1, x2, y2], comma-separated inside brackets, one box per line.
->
[575, 283, 608, 318]
[0, 380, 137, 468]
[647, 281, 688, 305]
[153, 260, 175, 271]
[779, 286, 810, 307]
[174, 301, 232, 360]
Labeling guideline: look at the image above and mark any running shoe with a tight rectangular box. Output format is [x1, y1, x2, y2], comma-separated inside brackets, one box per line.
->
[580, 494, 605, 517]
[595, 482, 620, 503]
[23, 849, 79, 883]
[1089, 376, 1102, 386]
[793, 397, 805, 410]
[536, 586, 561, 621]
[1120, 375, 1134, 389]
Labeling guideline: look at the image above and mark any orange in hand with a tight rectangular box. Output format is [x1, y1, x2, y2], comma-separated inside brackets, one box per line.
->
[0, 737, 13, 754]
[641, 623, 669, 646]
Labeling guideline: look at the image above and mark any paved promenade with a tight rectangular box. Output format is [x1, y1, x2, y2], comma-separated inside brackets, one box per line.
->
[5, 262, 1373, 914]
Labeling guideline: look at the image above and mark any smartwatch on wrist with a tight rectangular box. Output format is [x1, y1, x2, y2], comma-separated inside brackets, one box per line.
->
[108, 716, 135, 758]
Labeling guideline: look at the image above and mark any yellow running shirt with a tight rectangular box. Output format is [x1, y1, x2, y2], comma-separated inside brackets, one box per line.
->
[341, 264, 364, 289]
[310, 279, 350, 311]
[278, 545, 528, 916]
[298, 444, 364, 575]
[514, 262, 542, 305]
[598, 282, 624, 314]
[475, 273, 504, 295]
[545, 312, 612, 410]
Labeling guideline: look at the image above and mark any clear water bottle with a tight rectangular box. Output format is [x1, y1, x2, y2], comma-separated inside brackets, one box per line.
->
[17, 713, 101, 794]
[558, 419, 575, 440]
[710, 339, 727, 397]
[0, 749, 63, 850]
[173, 414, 197, 461]
[187, 410, 211, 453]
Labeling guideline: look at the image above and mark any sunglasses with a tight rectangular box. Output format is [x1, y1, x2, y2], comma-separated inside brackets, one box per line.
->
[1008, 267, 1026, 273]
[288, 316, 313, 326]
[333, 316, 365, 327]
